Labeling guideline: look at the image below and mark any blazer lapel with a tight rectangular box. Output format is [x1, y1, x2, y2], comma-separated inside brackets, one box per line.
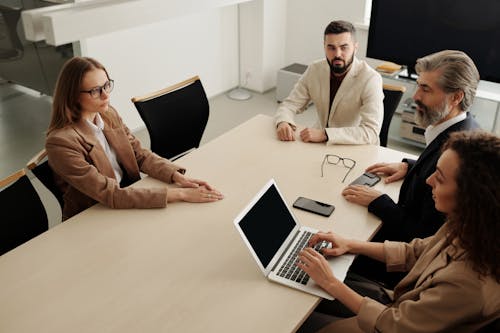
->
[328, 57, 360, 124]
[318, 61, 331, 127]
[403, 239, 446, 287]
[394, 226, 449, 298]
[408, 113, 477, 179]
[414, 243, 449, 287]
[404, 140, 440, 181]
[414, 239, 466, 287]
[72, 120, 116, 180]
[102, 124, 140, 180]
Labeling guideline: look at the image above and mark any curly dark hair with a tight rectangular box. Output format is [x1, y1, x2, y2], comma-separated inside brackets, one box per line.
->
[442, 131, 500, 282]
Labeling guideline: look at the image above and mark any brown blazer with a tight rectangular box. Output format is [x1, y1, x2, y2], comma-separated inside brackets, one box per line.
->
[318, 224, 500, 333]
[46, 106, 184, 220]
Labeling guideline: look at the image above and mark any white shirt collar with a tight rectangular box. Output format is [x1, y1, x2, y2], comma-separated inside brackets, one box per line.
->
[424, 112, 467, 146]
[84, 113, 123, 183]
[85, 113, 104, 131]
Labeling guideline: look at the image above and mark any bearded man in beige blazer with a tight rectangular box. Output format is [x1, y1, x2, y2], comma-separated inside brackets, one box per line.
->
[275, 20, 383, 145]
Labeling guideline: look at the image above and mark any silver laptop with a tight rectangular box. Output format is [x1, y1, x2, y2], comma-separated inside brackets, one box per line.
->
[233, 179, 354, 300]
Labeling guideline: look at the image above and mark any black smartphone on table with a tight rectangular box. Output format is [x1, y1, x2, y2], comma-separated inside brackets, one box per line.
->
[349, 172, 381, 187]
[292, 197, 335, 217]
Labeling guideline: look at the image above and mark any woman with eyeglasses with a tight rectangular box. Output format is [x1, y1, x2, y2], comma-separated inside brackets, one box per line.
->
[46, 57, 223, 220]
[296, 131, 500, 332]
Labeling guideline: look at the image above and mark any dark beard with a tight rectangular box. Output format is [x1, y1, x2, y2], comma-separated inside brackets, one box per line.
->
[328, 55, 354, 75]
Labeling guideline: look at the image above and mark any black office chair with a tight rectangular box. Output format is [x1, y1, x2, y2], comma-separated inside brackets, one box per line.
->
[0, 169, 48, 255]
[131, 76, 209, 160]
[476, 318, 500, 333]
[380, 84, 406, 147]
[27, 149, 64, 211]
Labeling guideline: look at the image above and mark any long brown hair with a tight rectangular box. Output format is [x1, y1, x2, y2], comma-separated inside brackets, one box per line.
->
[443, 131, 500, 282]
[48, 57, 112, 134]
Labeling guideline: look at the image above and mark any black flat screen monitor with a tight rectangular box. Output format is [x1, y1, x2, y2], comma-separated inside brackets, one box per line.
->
[367, 0, 500, 83]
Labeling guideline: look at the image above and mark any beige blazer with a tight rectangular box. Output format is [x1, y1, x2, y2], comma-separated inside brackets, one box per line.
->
[46, 106, 184, 220]
[318, 224, 500, 333]
[275, 57, 383, 145]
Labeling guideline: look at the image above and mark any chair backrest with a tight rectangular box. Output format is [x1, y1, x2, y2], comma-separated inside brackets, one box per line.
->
[0, 169, 48, 255]
[381, 84, 406, 147]
[131, 76, 209, 160]
[27, 149, 64, 210]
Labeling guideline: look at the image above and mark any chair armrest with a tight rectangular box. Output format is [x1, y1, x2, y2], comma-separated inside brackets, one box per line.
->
[383, 84, 406, 93]
[170, 147, 197, 161]
[0, 169, 26, 188]
[27, 149, 48, 170]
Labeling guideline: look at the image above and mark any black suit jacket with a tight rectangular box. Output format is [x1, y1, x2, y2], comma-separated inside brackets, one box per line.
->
[368, 113, 480, 242]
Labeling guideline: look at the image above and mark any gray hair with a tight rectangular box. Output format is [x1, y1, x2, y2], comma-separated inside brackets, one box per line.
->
[415, 50, 479, 111]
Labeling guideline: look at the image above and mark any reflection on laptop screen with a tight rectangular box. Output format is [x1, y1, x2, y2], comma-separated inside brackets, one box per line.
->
[238, 183, 296, 269]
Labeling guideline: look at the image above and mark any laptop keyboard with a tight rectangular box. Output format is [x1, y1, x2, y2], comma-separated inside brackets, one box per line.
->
[276, 231, 324, 285]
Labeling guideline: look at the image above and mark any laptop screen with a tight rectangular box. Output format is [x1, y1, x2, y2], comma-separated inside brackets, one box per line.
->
[238, 182, 296, 269]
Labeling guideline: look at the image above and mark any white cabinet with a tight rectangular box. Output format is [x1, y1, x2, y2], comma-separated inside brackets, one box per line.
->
[276, 63, 307, 102]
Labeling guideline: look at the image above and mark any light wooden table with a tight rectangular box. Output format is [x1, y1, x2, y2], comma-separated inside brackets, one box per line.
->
[0, 115, 417, 333]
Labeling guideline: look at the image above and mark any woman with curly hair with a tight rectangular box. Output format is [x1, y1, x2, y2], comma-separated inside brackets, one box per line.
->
[297, 130, 500, 332]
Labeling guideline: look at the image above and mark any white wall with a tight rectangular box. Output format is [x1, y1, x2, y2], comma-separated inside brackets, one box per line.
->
[80, 6, 238, 131]
[76, 0, 370, 130]
[239, 1, 263, 91]
[261, 0, 287, 91]
[240, 0, 369, 93]
[240, 0, 287, 92]
[284, 0, 367, 65]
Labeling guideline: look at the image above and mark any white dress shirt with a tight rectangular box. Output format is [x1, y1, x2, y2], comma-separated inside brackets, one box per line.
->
[424, 112, 467, 146]
[86, 113, 123, 183]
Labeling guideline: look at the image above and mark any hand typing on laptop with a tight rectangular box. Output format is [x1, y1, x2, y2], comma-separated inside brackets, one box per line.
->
[234, 179, 355, 300]
[308, 231, 349, 257]
[311, 239, 332, 257]
[296, 232, 351, 292]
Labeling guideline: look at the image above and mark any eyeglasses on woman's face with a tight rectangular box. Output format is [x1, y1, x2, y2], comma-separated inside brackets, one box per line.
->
[80, 80, 114, 99]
